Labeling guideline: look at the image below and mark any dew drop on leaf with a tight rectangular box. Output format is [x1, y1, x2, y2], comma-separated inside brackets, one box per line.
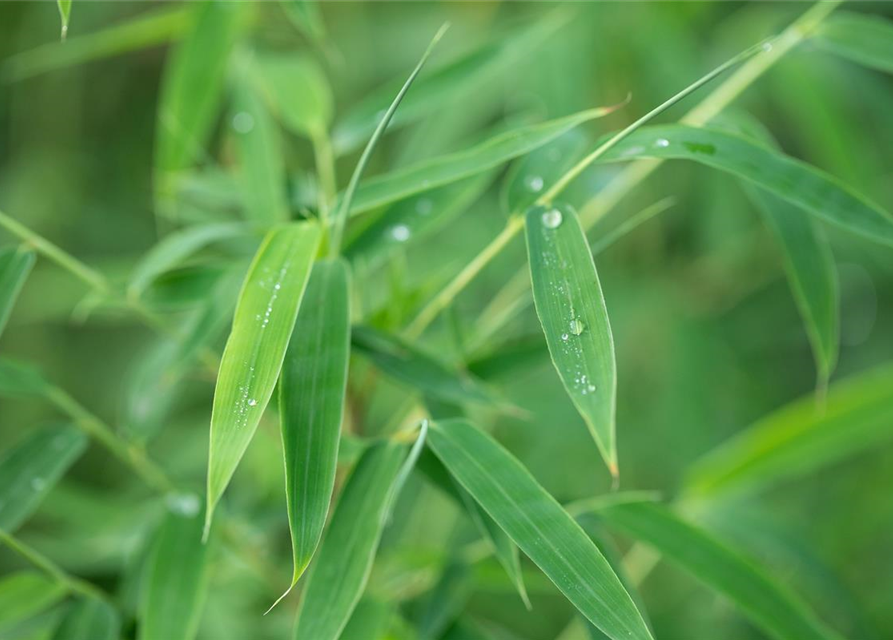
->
[570, 318, 584, 335]
[542, 208, 563, 229]
[655, 138, 670, 148]
[525, 175, 544, 192]
[232, 111, 255, 134]
[390, 224, 411, 242]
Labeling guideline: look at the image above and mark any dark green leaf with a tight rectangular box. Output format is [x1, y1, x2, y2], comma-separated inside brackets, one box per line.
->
[0, 246, 35, 338]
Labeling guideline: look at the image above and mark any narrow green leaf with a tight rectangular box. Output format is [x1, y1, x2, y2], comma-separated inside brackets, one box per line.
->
[255, 54, 333, 138]
[0, 426, 87, 532]
[278, 258, 351, 598]
[352, 326, 497, 407]
[56, 0, 71, 40]
[347, 108, 620, 217]
[0, 358, 50, 398]
[591, 501, 843, 640]
[155, 1, 243, 176]
[749, 187, 839, 382]
[0, 572, 66, 635]
[293, 442, 406, 640]
[601, 125, 893, 247]
[427, 419, 652, 640]
[685, 362, 893, 498]
[231, 72, 290, 224]
[128, 222, 248, 298]
[815, 12, 893, 74]
[0, 246, 36, 338]
[205, 222, 320, 532]
[140, 496, 211, 640]
[52, 597, 120, 640]
[525, 203, 617, 476]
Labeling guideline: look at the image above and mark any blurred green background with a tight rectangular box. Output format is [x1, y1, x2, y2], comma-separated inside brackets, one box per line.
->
[1, 2, 892, 639]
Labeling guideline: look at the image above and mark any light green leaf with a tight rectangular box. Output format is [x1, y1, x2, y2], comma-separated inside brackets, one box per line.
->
[525, 203, 617, 476]
[231, 72, 290, 225]
[0, 572, 66, 635]
[278, 258, 351, 598]
[0, 358, 50, 398]
[293, 442, 406, 640]
[155, 1, 243, 176]
[0, 426, 87, 532]
[685, 362, 893, 499]
[128, 222, 249, 298]
[815, 12, 893, 75]
[352, 326, 497, 407]
[52, 597, 119, 640]
[0, 245, 35, 338]
[256, 54, 332, 138]
[601, 125, 893, 247]
[347, 108, 619, 217]
[427, 419, 652, 640]
[205, 222, 320, 532]
[591, 500, 843, 640]
[56, 0, 71, 40]
[749, 187, 839, 382]
[140, 496, 211, 640]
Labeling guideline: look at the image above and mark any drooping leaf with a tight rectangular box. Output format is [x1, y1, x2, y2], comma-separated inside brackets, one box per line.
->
[52, 596, 120, 640]
[0, 426, 87, 532]
[748, 187, 839, 382]
[590, 500, 843, 640]
[140, 496, 211, 640]
[231, 71, 290, 224]
[685, 362, 893, 499]
[525, 203, 617, 476]
[600, 125, 893, 247]
[278, 258, 351, 597]
[427, 419, 652, 640]
[0, 245, 36, 338]
[352, 325, 497, 407]
[293, 442, 406, 640]
[346, 108, 621, 217]
[815, 12, 893, 75]
[155, 1, 243, 177]
[255, 54, 332, 139]
[127, 222, 249, 298]
[0, 572, 66, 635]
[205, 222, 320, 532]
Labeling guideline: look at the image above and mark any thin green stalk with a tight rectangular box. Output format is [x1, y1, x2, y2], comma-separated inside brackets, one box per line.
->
[0, 529, 111, 603]
[311, 129, 338, 222]
[0, 209, 111, 294]
[44, 386, 178, 494]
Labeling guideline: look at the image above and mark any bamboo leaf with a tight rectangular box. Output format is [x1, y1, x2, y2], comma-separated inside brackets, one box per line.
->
[206, 222, 320, 532]
[347, 108, 621, 217]
[140, 495, 211, 640]
[815, 12, 893, 75]
[601, 125, 893, 247]
[525, 203, 617, 476]
[0, 245, 36, 338]
[0, 426, 87, 532]
[293, 442, 406, 640]
[427, 419, 652, 640]
[685, 362, 893, 499]
[0, 572, 66, 635]
[155, 0, 243, 177]
[231, 71, 290, 224]
[52, 596, 120, 640]
[255, 54, 333, 138]
[591, 500, 843, 640]
[278, 258, 351, 599]
[748, 187, 839, 382]
[352, 326, 498, 407]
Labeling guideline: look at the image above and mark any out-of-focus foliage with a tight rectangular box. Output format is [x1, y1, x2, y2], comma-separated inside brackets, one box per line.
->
[1, 2, 893, 640]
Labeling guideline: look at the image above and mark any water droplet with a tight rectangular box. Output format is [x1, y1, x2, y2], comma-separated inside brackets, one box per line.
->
[390, 224, 411, 242]
[542, 208, 563, 229]
[654, 138, 670, 148]
[560, 333, 569, 341]
[761, 41, 773, 53]
[232, 111, 255, 134]
[524, 175, 544, 192]
[415, 198, 433, 215]
[247, 398, 258, 407]
[587, 384, 596, 393]
[166, 493, 200, 517]
[570, 318, 584, 335]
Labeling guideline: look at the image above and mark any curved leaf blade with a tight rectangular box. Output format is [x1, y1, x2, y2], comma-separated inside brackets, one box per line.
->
[0, 426, 87, 532]
[427, 419, 652, 640]
[52, 596, 120, 640]
[0, 246, 35, 339]
[278, 258, 351, 596]
[525, 203, 617, 475]
[293, 442, 406, 640]
[206, 222, 320, 531]
[592, 500, 843, 640]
